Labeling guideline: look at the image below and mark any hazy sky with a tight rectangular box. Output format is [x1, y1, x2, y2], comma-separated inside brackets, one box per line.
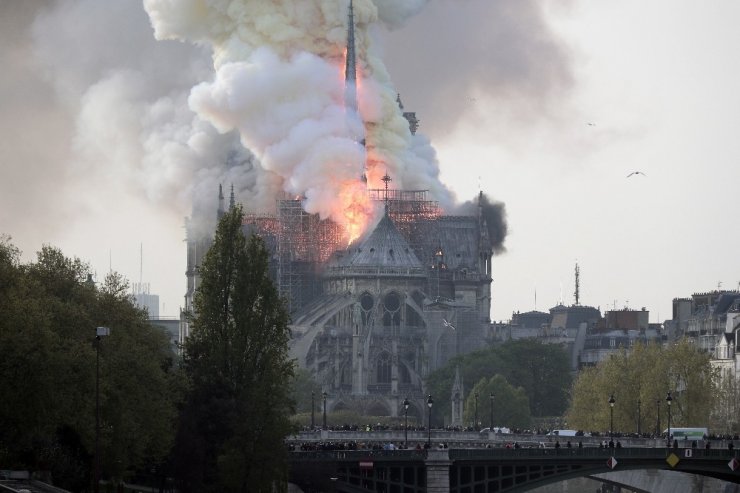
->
[2, 0, 739, 321]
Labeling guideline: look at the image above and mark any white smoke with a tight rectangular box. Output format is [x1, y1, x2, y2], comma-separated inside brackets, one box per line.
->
[28, 0, 283, 238]
[144, 0, 457, 229]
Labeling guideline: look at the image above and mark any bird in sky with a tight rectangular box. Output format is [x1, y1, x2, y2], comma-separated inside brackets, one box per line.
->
[442, 318, 456, 330]
[627, 171, 647, 178]
[586, 122, 596, 126]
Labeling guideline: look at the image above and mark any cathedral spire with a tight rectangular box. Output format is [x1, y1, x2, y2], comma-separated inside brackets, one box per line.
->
[345, 0, 367, 184]
[345, 0, 358, 112]
[229, 184, 235, 209]
[217, 184, 225, 219]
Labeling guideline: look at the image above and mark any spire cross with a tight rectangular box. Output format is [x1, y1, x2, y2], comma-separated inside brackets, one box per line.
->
[382, 172, 392, 213]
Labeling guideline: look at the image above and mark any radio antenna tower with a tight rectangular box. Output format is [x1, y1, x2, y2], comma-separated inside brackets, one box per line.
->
[574, 262, 580, 306]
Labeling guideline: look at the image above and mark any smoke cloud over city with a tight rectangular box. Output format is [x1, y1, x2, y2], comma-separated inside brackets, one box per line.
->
[0, 0, 574, 314]
[143, 0, 460, 239]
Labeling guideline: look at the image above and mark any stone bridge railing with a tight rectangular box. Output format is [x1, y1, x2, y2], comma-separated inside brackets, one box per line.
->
[289, 446, 740, 492]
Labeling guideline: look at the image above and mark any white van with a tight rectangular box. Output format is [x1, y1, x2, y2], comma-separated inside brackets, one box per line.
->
[547, 429, 578, 437]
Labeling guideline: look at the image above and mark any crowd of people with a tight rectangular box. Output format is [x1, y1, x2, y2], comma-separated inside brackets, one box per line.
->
[287, 441, 444, 452]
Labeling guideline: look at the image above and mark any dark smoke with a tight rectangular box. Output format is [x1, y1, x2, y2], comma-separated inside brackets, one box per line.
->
[480, 193, 508, 254]
[454, 193, 508, 254]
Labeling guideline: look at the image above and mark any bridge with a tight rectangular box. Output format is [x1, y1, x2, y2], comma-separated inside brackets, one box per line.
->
[289, 446, 740, 492]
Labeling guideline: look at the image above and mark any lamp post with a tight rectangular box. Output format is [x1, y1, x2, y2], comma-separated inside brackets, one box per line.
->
[637, 399, 641, 436]
[311, 391, 315, 430]
[474, 392, 479, 431]
[403, 397, 410, 448]
[656, 399, 661, 437]
[94, 326, 110, 493]
[608, 394, 615, 441]
[489, 393, 494, 430]
[322, 391, 328, 429]
[427, 395, 434, 447]
[666, 391, 673, 446]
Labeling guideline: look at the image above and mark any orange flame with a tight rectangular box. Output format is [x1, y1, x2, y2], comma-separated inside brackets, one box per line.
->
[337, 180, 373, 245]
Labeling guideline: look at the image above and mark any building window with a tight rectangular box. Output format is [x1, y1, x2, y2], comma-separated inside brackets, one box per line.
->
[376, 352, 391, 383]
[382, 292, 402, 327]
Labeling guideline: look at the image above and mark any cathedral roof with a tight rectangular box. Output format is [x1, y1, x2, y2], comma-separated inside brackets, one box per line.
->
[325, 212, 425, 277]
[343, 213, 423, 269]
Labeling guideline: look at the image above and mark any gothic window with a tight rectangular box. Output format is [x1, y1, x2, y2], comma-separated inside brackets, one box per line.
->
[359, 292, 374, 326]
[376, 352, 391, 383]
[382, 292, 401, 327]
[360, 292, 374, 310]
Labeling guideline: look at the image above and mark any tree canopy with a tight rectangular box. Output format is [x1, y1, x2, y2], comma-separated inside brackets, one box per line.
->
[174, 206, 294, 493]
[426, 339, 571, 427]
[463, 375, 531, 430]
[566, 339, 717, 434]
[0, 235, 182, 490]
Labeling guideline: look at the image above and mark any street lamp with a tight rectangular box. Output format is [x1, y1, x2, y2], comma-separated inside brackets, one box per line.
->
[403, 397, 410, 448]
[322, 391, 328, 429]
[666, 391, 673, 446]
[656, 399, 661, 437]
[474, 392, 479, 431]
[427, 395, 434, 447]
[637, 399, 641, 436]
[94, 326, 110, 493]
[489, 393, 494, 430]
[311, 391, 315, 430]
[608, 394, 615, 441]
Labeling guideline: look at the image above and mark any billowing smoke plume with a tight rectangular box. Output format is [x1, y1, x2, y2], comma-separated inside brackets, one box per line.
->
[143, 0, 456, 238]
[454, 193, 508, 254]
[0, 0, 576, 312]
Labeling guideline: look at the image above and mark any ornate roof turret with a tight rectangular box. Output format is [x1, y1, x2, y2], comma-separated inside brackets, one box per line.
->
[345, 213, 422, 269]
[325, 211, 424, 278]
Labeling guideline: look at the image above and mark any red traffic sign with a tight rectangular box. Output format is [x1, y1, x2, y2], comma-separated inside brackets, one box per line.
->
[728, 458, 739, 471]
[606, 457, 618, 470]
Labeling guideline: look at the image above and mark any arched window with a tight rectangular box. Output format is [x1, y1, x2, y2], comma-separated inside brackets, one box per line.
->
[382, 292, 401, 327]
[376, 352, 391, 383]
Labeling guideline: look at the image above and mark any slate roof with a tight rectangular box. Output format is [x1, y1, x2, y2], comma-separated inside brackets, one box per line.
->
[332, 213, 423, 271]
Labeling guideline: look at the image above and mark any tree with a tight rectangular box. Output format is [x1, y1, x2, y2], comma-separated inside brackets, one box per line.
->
[0, 238, 181, 490]
[463, 375, 531, 430]
[566, 340, 717, 434]
[426, 339, 571, 424]
[290, 367, 322, 415]
[175, 205, 294, 493]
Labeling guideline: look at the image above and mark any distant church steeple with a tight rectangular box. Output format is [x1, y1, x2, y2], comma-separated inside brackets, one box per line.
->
[229, 184, 235, 209]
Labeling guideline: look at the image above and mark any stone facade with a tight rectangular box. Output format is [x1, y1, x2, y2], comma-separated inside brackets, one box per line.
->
[289, 206, 493, 422]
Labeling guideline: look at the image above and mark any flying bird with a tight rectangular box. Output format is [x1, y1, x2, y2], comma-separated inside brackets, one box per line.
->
[442, 318, 456, 330]
[626, 171, 647, 178]
[586, 122, 596, 126]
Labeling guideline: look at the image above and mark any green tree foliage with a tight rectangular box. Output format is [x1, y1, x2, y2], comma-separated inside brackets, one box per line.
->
[290, 367, 322, 415]
[566, 339, 716, 434]
[463, 375, 531, 430]
[175, 206, 294, 493]
[426, 339, 571, 424]
[0, 236, 182, 490]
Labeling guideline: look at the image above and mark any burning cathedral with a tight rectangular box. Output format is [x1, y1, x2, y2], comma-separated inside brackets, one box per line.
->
[181, 1, 503, 422]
